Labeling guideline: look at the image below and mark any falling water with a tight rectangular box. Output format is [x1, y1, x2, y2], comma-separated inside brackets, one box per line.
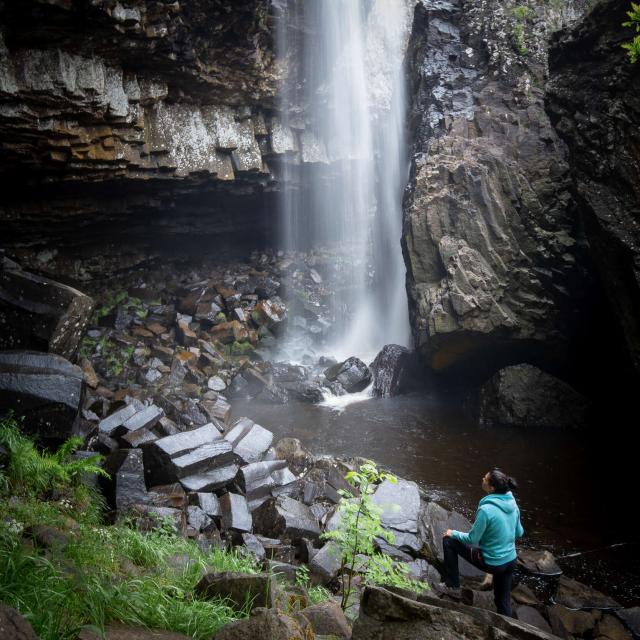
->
[277, 0, 412, 363]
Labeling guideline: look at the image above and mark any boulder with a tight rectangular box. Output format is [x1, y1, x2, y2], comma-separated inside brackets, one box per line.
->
[478, 364, 589, 429]
[273, 438, 314, 475]
[517, 549, 562, 576]
[0, 350, 84, 440]
[372, 478, 420, 533]
[179, 464, 239, 493]
[196, 572, 276, 609]
[224, 418, 274, 464]
[616, 607, 640, 637]
[213, 607, 309, 640]
[0, 260, 93, 360]
[324, 357, 372, 393]
[370, 344, 411, 397]
[220, 492, 252, 533]
[300, 600, 352, 639]
[0, 603, 38, 640]
[419, 501, 485, 579]
[515, 606, 553, 634]
[309, 541, 342, 584]
[238, 460, 297, 510]
[594, 613, 632, 640]
[143, 423, 233, 486]
[352, 586, 559, 639]
[253, 496, 321, 542]
[548, 604, 600, 637]
[102, 449, 148, 513]
[554, 575, 621, 610]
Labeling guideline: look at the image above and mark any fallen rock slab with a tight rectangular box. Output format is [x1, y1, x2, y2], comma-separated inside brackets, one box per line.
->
[372, 478, 420, 533]
[213, 607, 309, 640]
[554, 575, 621, 610]
[0, 350, 84, 440]
[225, 417, 274, 464]
[252, 496, 321, 542]
[102, 449, 148, 513]
[0, 603, 38, 640]
[0, 260, 93, 360]
[324, 357, 371, 393]
[352, 587, 559, 639]
[220, 492, 252, 533]
[370, 344, 411, 397]
[300, 600, 352, 639]
[196, 572, 276, 609]
[518, 549, 562, 576]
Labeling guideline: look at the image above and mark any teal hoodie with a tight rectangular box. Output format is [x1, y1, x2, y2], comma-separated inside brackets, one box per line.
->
[450, 491, 524, 565]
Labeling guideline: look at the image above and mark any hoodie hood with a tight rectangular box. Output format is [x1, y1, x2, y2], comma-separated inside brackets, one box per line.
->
[479, 491, 518, 514]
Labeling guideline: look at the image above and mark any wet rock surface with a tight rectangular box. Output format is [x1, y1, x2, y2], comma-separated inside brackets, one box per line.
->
[546, 0, 640, 379]
[477, 364, 589, 429]
[0, 350, 84, 441]
[370, 344, 411, 398]
[403, 0, 589, 376]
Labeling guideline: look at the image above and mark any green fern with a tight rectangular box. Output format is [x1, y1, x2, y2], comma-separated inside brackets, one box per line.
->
[0, 415, 109, 498]
[623, 2, 640, 63]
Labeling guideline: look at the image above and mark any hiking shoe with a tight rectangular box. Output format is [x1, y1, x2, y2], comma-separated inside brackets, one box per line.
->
[434, 582, 462, 599]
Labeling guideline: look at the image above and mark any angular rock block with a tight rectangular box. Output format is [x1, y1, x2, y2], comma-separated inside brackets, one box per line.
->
[143, 423, 232, 486]
[420, 501, 485, 579]
[200, 396, 231, 424]
[0, 603, 38, 640]
[179, 464, 239, 493]
[194, 492, 220, 517]
[196, 571, 276, 609]
[0, 350, 84, 440]
[309, 541, 342, 584]
[370, 344, 411, 397]
[478, 364, 589, 429]
[225, 417, 274, 464]
[213, 607, 309, 640]
[554, 576, 620, 610]
[99, 404, 139, 437]
[239, 460, 297, 510]
[517, 549, 562, 576]
[353, 587, 558, 639]
[220, 492, 252, 533]
[187, 505, 213, 532]
[0, 260, 93, 359]
[324, 356, 371, 393]
[300, 600, 352, 639]
[102, 449, 148, 513]
[121, 427, 157, 449]
[252, 496, 321, 542]
[147, 483, 188, 510]
[372, 478, 420, 533]
[241, 533, 266, 560]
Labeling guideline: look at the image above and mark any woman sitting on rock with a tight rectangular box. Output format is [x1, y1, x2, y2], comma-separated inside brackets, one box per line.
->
[438, 468, 524, 617]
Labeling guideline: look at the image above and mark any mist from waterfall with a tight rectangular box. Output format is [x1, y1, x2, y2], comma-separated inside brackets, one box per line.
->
[277, 0, 411, 363]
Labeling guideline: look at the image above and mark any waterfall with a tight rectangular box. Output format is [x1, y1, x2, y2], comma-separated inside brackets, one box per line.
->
[277, 0, 412, 363]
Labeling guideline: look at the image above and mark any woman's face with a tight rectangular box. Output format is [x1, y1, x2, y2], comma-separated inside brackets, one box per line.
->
[482, 472, 493, 494]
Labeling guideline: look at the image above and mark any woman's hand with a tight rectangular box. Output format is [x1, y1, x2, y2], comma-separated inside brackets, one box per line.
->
[443, 529, 453, 537]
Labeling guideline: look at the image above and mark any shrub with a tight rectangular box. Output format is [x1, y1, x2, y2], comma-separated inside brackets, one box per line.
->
[322, 460, 426, 611]
[623, 3, 640, 63]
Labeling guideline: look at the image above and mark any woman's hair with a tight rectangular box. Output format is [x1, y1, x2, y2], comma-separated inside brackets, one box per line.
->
[487, 468, 518, 494]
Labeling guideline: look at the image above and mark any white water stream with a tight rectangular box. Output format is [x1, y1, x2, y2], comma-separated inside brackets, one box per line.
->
[277, 0, 413, 365]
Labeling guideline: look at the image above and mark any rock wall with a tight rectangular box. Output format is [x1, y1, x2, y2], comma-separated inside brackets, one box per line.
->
[402, 0, 592, 377]
[546, 0, 640, 378]
[0, 0, 325, 273]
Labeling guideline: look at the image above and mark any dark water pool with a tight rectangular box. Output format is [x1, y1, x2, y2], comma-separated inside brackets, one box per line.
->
[232, 391, 640, 605]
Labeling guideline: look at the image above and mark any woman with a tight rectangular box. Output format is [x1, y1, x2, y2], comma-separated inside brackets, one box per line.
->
[439, 468, 524, 617]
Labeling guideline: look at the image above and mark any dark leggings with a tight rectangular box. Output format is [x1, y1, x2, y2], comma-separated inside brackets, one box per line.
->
[442, 536, 516, 617]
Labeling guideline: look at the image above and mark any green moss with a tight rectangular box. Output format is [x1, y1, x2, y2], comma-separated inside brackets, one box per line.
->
[231, 341, 254, 356]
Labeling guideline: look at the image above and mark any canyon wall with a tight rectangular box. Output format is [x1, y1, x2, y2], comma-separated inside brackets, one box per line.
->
[402, 0, 593, 380]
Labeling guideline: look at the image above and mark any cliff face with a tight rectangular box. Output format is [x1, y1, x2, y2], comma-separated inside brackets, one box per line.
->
[0, 0, 320, 274]
[402, 0, 591, 378]
[546, 0, 640, 377]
